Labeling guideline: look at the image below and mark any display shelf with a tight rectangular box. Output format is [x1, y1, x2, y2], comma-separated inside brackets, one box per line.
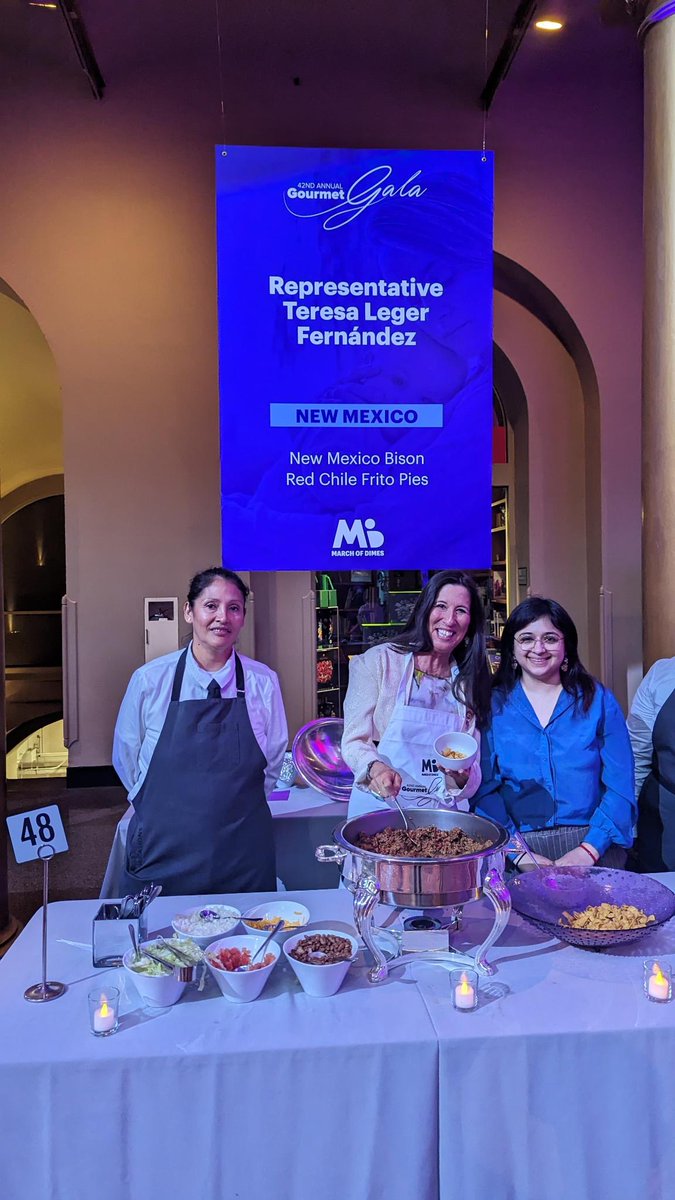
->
[315, 589, 342, 717]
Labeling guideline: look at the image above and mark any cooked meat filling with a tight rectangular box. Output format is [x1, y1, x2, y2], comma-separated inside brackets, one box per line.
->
[354, 825, 492, 858]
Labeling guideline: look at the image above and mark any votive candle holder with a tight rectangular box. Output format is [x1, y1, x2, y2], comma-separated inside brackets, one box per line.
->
[88, 986, 120, 1036]
[643, 960, 672, 1003]
[451, 967, 478, 1012]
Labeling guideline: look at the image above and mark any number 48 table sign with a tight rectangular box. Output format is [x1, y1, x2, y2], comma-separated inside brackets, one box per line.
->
[7, 805, 69, 863]
[6, 806, 69, 1002]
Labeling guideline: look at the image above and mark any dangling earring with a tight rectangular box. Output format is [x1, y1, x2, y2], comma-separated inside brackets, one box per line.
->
[561, 658, 568, 672]
[511, 656, 518, 669]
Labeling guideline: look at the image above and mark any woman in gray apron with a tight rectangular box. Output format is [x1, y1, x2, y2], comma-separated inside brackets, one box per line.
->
[113, 568, 288, 896]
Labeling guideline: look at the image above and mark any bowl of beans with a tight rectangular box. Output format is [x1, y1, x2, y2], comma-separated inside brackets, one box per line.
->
[205, 934, 281, 1003]
[283, 929, 359, 997]
[433, 731, 478, 772]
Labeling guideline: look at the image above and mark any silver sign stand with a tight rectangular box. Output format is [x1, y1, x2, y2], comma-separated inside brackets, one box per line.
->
[24, 844, 66, 1003]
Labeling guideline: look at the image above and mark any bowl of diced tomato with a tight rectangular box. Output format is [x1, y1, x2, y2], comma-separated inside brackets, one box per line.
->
[205, 934, 281, 1003]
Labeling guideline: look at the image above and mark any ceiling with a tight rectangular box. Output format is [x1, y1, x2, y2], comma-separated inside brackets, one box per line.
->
[0, 0, 641, 503]
[0, 1, 639, 109]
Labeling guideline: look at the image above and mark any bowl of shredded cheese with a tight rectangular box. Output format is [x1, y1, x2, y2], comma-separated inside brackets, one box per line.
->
[242, 901, 310, 939]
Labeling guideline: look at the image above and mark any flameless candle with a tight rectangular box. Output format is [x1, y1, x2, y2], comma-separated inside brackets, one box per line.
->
[94, 998, 116, 1032]
[88, 986, 120, 1036]
[647, 963, 671, 1002]
[451, 968, 478, 1011]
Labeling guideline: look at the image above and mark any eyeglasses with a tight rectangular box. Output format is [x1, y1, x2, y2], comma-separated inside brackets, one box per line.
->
[514, 633, 564, 649]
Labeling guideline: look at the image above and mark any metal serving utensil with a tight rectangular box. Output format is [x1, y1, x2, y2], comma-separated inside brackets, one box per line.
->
[371, 778, 410, 830]
[128, 923, 141, 962]
[509, 830, 544, 872]
[235, 920, 283, 971]
[128, 926, 194, 981]
[156, 935, 195, 967]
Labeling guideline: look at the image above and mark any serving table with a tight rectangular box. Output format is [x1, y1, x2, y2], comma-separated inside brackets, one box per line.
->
[3, 881, 675, 1200]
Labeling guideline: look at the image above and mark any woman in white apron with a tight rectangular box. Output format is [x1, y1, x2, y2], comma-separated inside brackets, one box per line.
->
[342, 571, 491, 817]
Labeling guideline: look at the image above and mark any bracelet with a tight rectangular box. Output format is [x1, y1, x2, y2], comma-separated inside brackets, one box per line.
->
[365, 760, 381, 784]
[580, 842, 600, 864]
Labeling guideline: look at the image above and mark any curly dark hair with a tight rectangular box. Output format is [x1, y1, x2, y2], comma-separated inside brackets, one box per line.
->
[389, 570, 491, 729]
[493, 596, 596, 712]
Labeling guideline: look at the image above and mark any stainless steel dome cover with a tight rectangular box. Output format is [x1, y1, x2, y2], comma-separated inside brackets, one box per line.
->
[291, 718, 354, 801]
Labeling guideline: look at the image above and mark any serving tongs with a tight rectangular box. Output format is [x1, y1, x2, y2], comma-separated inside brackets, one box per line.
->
[128, 924, 195, 982]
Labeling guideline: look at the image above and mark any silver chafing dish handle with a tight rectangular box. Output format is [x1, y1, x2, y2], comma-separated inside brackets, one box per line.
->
[315, 844, 348, 864]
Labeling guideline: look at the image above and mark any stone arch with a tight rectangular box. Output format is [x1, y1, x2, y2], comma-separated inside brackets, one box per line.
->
[493, 253, 602, 671]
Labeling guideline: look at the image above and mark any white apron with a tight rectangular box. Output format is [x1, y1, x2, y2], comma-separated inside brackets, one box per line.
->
[347, 653, 472, 819]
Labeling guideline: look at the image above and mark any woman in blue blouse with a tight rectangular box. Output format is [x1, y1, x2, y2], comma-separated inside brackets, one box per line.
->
[475, 597, 635, 869]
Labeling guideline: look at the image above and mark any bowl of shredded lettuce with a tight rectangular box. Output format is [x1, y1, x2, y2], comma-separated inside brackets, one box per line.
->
[123, 937, 202, 1006]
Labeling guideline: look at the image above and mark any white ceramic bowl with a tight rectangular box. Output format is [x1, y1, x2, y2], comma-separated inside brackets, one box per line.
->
[242, 901, 310, 939]
[283, 928, 359, 998]
[433, 731, 479, 773]
[171, 904, 241, 948]
[205, 934, 281, 1003]
[123, 945, 187, 1008]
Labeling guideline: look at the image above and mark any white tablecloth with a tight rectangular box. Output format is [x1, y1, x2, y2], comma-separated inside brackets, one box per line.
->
[3, 881, 675, 1200]
[100, 785, 347, 897]
[0, 889, 439, 1200]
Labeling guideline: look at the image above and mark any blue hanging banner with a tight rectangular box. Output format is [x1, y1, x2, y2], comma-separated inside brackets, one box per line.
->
[216, 146, 493, 569]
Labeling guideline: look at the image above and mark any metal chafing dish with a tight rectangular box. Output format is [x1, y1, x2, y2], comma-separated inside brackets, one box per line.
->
[317, 808, 511, 984]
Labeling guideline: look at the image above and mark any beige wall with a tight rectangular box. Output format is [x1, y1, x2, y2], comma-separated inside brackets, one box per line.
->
[0, 130, 223, 765]
[0, 13, 644, 766]
[0, 293, 62, 497]
[251, 572, 316, 742]
[494, 293, 589, 659]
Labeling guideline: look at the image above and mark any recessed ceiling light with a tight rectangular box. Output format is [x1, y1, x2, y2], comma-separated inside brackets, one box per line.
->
[535, 19, 564, 31]
[29, 2, 58, 7]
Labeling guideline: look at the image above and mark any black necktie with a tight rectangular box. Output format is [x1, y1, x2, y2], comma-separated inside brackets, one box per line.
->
[207, 678, 221, 700]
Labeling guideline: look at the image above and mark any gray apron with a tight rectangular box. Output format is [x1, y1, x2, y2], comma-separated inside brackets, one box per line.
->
[120, 648, 276, 896]
[636, 684, 675, 872]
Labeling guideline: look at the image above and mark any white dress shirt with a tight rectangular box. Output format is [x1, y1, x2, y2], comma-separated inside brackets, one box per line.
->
[627, 657, 675, 796]
[112, 645, 288, 802]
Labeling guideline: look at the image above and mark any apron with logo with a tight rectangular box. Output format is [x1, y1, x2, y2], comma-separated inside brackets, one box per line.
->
[119, 648, 276, 896]
[347, 654, 471, 818]
[636, 684, 675, 872]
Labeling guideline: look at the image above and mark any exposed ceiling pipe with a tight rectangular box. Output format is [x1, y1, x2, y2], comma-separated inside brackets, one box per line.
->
[480, 0, 538, 112]
[56, 0, 105, 100]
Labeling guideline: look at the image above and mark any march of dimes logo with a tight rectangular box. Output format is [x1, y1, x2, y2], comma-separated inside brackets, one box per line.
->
[331, 517, 385, 557]
[284, 164, 427, 230]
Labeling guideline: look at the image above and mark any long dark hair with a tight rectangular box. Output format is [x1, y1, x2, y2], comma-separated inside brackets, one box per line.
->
[187, 567, 248, 608]
[493, 596, 596, 712]
[390, 570, 491, 729]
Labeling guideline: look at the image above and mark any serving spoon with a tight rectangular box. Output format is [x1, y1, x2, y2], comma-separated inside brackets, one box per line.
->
[371, 779, 410, 830]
